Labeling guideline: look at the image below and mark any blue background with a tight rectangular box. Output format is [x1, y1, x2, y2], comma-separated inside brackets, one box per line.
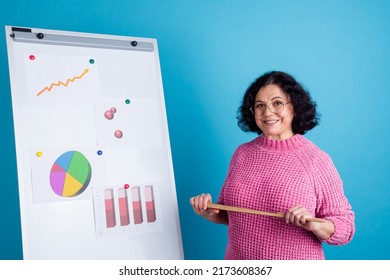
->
[0, 0, 389, 260]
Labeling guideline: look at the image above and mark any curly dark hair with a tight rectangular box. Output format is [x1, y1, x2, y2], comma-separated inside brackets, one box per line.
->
[237, 71, 320, 135]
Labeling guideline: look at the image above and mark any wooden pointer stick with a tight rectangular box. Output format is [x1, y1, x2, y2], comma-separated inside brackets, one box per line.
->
[207, 203, 326, 223]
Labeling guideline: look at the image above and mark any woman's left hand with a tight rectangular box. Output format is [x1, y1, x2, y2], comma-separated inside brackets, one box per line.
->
[284, 205, 319, 232]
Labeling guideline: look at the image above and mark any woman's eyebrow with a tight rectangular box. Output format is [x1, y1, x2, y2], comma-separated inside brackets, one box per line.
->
[255, 96, 284, 103]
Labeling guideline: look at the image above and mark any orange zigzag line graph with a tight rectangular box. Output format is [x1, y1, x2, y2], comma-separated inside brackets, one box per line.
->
[36, 68, 90, 96]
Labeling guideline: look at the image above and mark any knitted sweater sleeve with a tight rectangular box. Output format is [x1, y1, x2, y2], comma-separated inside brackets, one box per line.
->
[312, 152, 355, 245]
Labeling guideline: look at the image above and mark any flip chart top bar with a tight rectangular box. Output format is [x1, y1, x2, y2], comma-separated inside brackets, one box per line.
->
[10, 29, 154, 52]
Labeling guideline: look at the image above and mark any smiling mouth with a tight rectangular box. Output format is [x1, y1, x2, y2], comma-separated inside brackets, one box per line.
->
[263, 120, 279, 126]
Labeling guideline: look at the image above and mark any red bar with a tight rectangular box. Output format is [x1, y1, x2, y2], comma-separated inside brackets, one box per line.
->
[118, 188, 130, 226]
[131, 187, 143, 224]
[144, 185, 156, 223]
[104, 189, 116, 228]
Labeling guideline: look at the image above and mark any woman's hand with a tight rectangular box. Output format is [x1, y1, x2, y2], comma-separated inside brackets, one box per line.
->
[285, 204, 334, 240]
[284, 205, 319, 231]
[189, 193, 220, 218]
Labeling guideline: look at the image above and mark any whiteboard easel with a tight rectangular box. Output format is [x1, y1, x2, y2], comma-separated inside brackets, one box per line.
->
[5, 26, 183, 259]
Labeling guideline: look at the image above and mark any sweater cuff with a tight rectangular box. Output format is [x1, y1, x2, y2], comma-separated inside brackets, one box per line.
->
[322, 217, 354, 245]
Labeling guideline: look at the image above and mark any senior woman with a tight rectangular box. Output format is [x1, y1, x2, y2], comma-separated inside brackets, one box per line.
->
[190, 71, 355, 260]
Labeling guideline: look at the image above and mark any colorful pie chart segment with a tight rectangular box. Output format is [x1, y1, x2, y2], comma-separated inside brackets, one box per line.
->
[50, 151, 92, 197]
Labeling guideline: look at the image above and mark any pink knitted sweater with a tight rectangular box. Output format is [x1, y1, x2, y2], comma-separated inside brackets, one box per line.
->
[217, 134, 355, 260]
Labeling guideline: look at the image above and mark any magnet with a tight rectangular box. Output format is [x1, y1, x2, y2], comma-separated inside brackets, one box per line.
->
[114, 130, 123, 138]
[105, 110, 114, 120]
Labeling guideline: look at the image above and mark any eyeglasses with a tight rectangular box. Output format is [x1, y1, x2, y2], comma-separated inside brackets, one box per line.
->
[250, 100, 291, 115]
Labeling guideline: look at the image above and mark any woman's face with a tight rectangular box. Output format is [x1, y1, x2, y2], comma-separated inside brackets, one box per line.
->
[253, 84, 294, 140]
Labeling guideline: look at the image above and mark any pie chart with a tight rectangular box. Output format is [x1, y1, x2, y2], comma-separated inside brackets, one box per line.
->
[49, 151, 92, 197]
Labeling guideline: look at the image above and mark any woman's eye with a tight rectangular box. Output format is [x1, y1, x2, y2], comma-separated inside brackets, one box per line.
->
[273, 101, 283, 106]
[256, 104, 265, 109]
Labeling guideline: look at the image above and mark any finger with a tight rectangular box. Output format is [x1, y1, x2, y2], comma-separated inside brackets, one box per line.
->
[289, 206, 306, 224]
[195, 194, 204, 212]
[292, 209, 312, 226]
[285, 205, 302, 224]
[202, 194, 212, 210]
[197, 193, 211, 212]
[189, 196, 195, 206]
[190, 196, 201, 212]
[190, 193, 214, 215]
[198, 193, 207, 211]
[293, 212, 305, 225]
[299, 215, 307, 225]
[190, 195, 203, 212]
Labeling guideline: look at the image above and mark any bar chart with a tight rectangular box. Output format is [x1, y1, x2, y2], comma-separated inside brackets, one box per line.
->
[93, 184, 161, 239]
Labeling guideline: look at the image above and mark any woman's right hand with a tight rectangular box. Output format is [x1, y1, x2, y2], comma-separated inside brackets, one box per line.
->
[189, 193, 220, 217]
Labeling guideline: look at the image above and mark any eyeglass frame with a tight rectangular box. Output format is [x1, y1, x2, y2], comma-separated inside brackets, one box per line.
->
[250, 100, 292, 115]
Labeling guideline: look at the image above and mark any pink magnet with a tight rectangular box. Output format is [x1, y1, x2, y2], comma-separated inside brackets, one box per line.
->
[104, 110, 114, 120]
[114, 130, 123, 138]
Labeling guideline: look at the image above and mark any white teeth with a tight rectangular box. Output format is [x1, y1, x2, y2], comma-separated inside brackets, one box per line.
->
[264, 120, 278, 124]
